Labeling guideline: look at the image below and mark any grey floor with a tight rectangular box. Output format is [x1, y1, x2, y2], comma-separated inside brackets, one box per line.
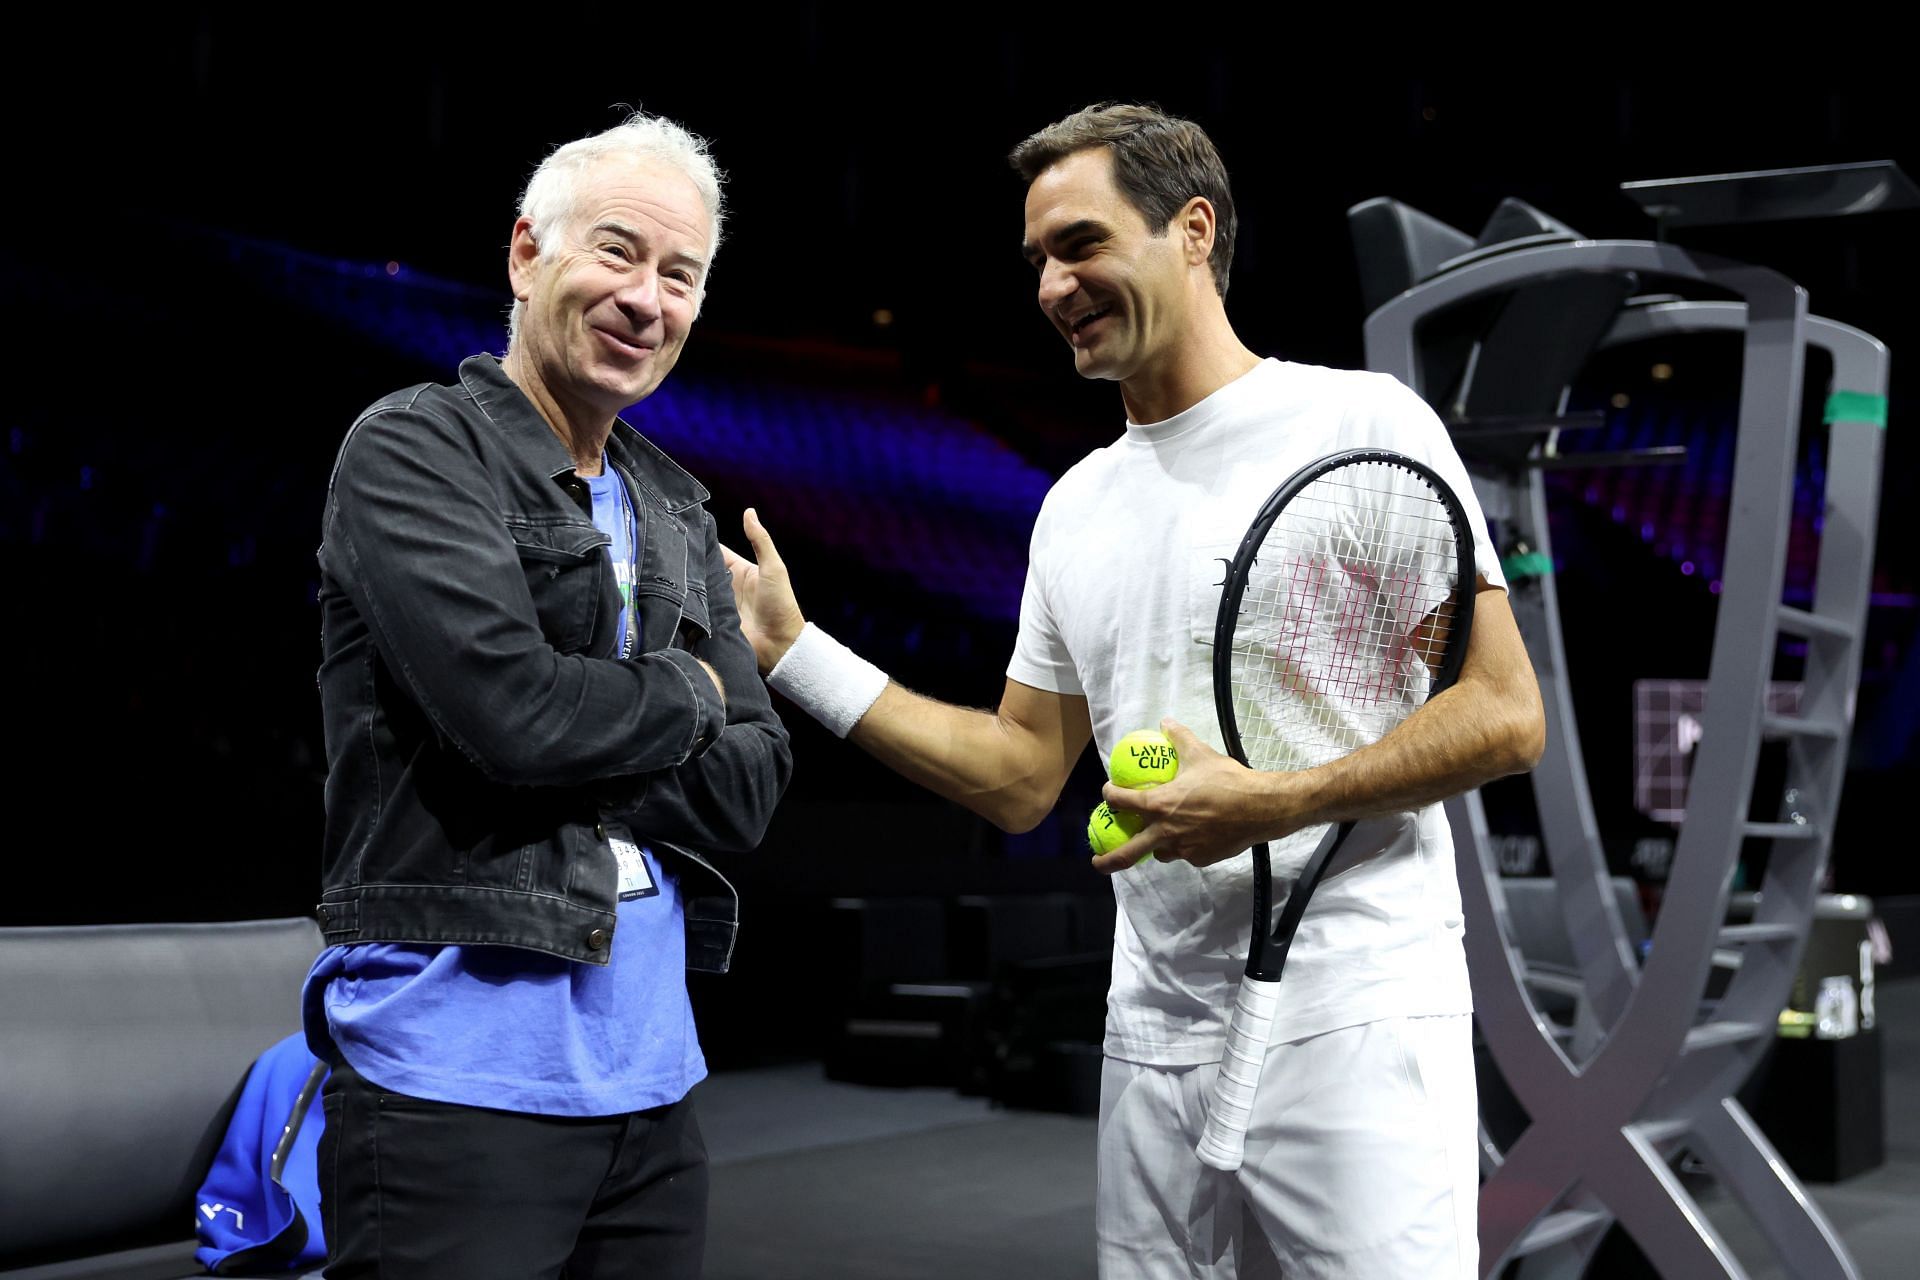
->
[698, 979, 1920, 1279]
[1690, 975, 1920, 1280]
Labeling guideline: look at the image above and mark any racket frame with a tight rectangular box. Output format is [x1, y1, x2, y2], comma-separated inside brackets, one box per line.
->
[1195, 448, 1477, 1173]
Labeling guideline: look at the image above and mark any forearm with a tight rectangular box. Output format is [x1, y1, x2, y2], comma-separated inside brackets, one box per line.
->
[608, 718, 791, 851]
[764, 626, 1082, 832]
[1271, 583, 1545, 836]
[845, 684, 1062, 833]
[1270, 675, 1543, 835]
[1097, 587, 1545, 874]
[606, 524, 795, 849]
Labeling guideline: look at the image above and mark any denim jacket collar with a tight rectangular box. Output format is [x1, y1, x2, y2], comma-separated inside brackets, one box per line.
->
[456, 354, 710, 514]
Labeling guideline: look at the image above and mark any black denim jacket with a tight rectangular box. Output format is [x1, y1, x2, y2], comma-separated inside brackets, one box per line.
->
[313, 355, 791, 970]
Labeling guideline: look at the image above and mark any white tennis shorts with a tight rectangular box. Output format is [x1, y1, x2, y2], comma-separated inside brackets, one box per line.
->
[1096, 1014, 1478, 1279]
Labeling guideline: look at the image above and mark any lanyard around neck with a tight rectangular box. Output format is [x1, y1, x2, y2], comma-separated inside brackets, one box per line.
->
[603, 455, 639, 660]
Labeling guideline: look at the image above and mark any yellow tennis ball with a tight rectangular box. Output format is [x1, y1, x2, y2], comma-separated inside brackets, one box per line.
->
[1088, 801, 1142, 856]
[1110, 729, 1180, 789]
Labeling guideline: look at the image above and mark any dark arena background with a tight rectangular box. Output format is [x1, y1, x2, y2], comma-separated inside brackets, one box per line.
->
[4, 15, 1917, 1280]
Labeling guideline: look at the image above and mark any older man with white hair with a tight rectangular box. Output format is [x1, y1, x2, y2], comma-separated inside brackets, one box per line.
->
[304, 110, 790, 1278]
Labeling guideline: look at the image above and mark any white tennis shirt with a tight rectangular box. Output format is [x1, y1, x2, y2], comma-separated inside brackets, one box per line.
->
[1008, 359, 1508, 1063]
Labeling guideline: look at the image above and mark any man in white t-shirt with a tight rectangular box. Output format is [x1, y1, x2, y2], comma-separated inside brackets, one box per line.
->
[725, 103, 1544, 1278]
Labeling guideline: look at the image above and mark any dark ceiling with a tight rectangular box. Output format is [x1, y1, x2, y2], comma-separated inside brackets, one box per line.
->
[33, 15, 1920, 387]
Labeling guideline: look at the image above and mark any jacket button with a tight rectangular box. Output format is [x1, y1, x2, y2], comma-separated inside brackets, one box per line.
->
[315, 907, 330, 927]
[595, 823, 607, 841]
[587, 928, 612, 952]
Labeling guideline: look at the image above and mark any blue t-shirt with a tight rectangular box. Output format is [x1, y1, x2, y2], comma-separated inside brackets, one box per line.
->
[301, 458, 705, 1115]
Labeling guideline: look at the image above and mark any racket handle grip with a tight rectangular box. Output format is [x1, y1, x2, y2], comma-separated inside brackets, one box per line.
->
[1196, 974, 1281, 1172]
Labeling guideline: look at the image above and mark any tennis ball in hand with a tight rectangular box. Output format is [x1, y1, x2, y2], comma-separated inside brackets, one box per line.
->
[1110, 729, 1180, 789]
[1088, 801, 1142, 856]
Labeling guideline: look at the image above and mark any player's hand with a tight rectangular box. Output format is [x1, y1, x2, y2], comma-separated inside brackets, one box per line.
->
[1093, 719, 1287, 873]
[721, 508, 807, 675]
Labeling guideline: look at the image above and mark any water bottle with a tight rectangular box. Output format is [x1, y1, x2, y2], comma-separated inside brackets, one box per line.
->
[1814, 975, 1858, 1040]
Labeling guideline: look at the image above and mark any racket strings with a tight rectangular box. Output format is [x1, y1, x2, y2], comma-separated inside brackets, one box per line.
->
[1228, 463, 1463, 776]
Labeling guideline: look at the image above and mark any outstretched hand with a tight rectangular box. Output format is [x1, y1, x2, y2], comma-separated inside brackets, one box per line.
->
[1092, 719, 1289, 874]
[721, 508, 807, 676]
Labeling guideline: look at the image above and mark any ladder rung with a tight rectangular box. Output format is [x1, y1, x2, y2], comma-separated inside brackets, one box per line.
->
[1776, 606, 1856, 643]
[1521, 967, 1587, 998]
[1761, 714, 1844, 741]
[1717, 923, 1800, 945]
[1515, 1209, 1611, 1255]
[1631, 1117, 1691, 1145]
[1743, 821, 1821, 841]
[1683, 1022, 1768, 1053]
[1450, 411, 1609, 438]
[1530, 446, 1687, 471]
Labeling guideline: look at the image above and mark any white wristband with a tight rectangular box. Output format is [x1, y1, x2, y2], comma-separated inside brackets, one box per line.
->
[767, 622, 890, 739]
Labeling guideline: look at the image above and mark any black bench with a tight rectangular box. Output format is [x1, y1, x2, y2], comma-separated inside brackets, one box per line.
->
[1, 918, 322, 1279]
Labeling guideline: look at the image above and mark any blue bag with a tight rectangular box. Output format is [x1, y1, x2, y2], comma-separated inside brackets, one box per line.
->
[193, 1032, 328, 1273]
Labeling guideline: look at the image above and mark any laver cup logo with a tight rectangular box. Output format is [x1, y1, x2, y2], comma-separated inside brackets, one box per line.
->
[1123, 744, 1177, 775]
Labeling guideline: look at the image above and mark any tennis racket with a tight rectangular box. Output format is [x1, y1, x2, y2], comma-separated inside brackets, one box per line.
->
[1194, 448, 1477, 1173]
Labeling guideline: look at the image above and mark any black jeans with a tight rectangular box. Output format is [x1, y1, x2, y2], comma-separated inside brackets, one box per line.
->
[318, 1058, 707, 1279]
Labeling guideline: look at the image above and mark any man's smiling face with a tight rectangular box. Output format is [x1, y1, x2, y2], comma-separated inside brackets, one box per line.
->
[511, 156, 712, 418]
[1022, 147, 1192, 386]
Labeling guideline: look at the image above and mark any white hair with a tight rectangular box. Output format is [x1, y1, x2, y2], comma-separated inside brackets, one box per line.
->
[506, 109, 726, 346]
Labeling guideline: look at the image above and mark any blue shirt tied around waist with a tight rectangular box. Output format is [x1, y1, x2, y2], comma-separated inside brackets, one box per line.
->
[302, 458, 706, 1116]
